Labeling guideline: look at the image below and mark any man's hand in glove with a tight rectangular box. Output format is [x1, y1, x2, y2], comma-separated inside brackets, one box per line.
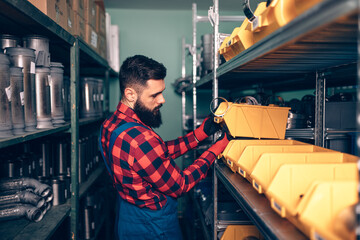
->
[208, 132, 231, 157]
[194, 116, 221, 142]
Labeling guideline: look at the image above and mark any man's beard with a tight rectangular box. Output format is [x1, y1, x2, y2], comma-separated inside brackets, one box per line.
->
[134, 100, 162, 128]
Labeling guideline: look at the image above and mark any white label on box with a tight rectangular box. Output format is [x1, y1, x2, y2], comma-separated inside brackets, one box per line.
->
[100, 94, 104, 101]
[91, 30, 98, 48]
[96, 94, 100, 101]
[93, 94, 96, 101]
[48, 75, 52, 86]
[20, 91, 24, 105]
[92, 8, 95, 16]
[68, 18, 72, 28]
[252, 17, 259, 30]
[30, 62, 35, 74]
[5, 86, 11, 101]
[62, 88, 65, 100]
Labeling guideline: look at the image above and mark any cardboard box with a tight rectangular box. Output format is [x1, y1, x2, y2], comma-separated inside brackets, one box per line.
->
[28, 0, 67, 29]
[72, 0, 84, 19]
[66, 5, 75, 34]
[84, 0, 96, 27]
[98, 34, 106, 59]
[73, 13, 86, 40]
[86, 23, 98, 51]
[95, 3, 106, 35]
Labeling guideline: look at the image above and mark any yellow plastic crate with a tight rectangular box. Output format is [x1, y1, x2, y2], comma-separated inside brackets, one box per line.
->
[297, 181, 357, 240]
[220, 225, 264, 240]
[221, 139, 307, 173]
[235, 145, 333, 180]
[250, 149, 357, 194]
[251, 0, 323, 45]
[219, 36, 238, 61]
[266, 163, 358, 219]
[214, 101, 290, 139]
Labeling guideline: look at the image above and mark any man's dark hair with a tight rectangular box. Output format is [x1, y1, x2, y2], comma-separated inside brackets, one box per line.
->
[119, 55, 167, 97]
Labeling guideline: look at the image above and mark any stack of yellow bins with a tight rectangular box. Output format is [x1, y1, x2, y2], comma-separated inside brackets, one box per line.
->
[215, 96, 358, 239]
[219, 0, 324, 61]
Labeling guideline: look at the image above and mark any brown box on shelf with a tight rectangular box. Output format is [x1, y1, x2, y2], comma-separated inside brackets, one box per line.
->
[98, 34, 107, 59]
[28, 0, 67, 29]
[86, 23, 98, 51]
[95, 3, 106, 35]
[73, 13, 86, 40]
[66, 5, 75, 34]
[72, 0, 84, 19]
[84, 0, 96, 28]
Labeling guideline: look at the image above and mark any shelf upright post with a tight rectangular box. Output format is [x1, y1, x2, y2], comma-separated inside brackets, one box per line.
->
[181, 37, 187, 132]
[192, 3, 198, 133]
[208, 0, 220, 239]
[104, 69, 110, 115]
[357, 8, 360, 237]
[70, 38, 80, 240]
[315, 71, 326, 147]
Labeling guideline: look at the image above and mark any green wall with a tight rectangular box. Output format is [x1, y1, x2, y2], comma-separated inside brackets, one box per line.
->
[106, 8, 242, 140]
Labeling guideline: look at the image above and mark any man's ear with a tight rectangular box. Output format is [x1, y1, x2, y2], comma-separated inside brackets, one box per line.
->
[123, 87, 138, 104]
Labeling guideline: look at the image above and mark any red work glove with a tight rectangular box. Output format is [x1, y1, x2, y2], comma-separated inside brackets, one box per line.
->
[207, 132, 230, 157]
[194, 116, 221, 142]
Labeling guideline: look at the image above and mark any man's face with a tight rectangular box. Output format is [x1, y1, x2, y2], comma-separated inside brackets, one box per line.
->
[134, 79, 165, 128]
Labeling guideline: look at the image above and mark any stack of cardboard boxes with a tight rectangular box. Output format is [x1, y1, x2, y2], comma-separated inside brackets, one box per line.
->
[28, 0, 107, 59]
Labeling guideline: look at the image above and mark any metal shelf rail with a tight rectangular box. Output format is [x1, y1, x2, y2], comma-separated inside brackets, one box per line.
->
[0, 0, 117, 239]
[191, 0, 358, 91]
[0, 201, 71, 240]
[215, 162, 307, 240]
[188, 0, 360, 239]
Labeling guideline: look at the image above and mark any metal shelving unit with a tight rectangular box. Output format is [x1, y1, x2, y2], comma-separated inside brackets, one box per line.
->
[0, 0, 118, 239]
[215, 162, 307, 240]
[184, 0, 359, 239]
[0, 200, 71, 240]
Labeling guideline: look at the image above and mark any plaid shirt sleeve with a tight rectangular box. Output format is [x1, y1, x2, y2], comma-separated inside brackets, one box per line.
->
[164, 131, 198, 159]
[132, 130, 216, 198]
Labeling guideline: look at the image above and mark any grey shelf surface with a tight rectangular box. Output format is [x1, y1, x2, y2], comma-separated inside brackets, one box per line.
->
[215, 162, 308, 240]
[0, 124, 70, 149]
[192, 0, 358, 91]
[79, 165, 106, 198]
[0, 201, 71, 240]
[79, 116, 105, 126]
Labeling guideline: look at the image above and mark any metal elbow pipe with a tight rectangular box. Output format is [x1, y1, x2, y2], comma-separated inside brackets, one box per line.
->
[0, 191, 46, 208]
[0, 204, 44, 222]
[0, 178, 52, 198]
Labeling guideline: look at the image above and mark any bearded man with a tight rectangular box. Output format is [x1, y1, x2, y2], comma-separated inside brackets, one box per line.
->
[99, 55, 229, 240]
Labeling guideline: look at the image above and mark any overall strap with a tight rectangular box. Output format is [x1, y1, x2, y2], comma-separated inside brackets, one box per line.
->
[99, 122, 148, 178]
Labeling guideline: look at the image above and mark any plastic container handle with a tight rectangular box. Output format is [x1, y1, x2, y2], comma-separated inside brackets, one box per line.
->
[243, 0, 256, 22]
[210, 97, 230, 117]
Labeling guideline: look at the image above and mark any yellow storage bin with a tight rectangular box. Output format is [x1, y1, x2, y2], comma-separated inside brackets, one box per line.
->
[297, 181, 357, 240]
[266, 163, 358, 219]
[214, 101, 290, 139]
[220, 225, 264, 240]
[250, 150, 357, 194]
[235, 145, 333, 180]
[221, 139, 307, 172]
[251, 0, 323, 44]
[219, 36, 238, 61]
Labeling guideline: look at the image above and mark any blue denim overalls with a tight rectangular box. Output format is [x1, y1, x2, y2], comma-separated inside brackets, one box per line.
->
[99, 122, 183, 240]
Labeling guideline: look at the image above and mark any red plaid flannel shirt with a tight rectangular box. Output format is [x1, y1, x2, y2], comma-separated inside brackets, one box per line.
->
[100, 102, 217, 210]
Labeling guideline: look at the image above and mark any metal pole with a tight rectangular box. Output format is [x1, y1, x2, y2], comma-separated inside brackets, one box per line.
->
[104, 69, 110, 115]
[70, 38, 80, 240]
[356, 6, 360, 238]
[315, 71, 326, 147]
[192, 3, 197, 133]
[212, 0, 219, 239]
[181, 37, 187, 132]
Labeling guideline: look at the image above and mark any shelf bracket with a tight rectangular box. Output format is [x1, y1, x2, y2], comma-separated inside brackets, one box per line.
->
[315, 71, 326, 147]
